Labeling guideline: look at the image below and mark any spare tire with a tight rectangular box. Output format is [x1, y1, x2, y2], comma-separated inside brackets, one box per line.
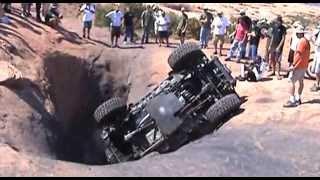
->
[94, 97, 127, 124]
[205, 93, 241, 127]
[305, 58, 316, 80]
[168, 42, 205, 72]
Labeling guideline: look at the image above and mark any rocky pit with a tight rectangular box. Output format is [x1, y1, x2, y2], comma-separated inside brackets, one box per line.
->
[1, 49, 132, 166]
[40, 50, 133, 165]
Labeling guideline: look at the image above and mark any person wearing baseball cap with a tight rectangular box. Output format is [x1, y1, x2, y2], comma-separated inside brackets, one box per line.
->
[211, 10, 230, 56]
[284, 25, 310, 107]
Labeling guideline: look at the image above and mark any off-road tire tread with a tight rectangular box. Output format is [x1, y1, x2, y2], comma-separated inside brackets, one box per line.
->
[206, 93, 241, 126]
[94, 97, 127, 123]
[168, 42, 205, 72]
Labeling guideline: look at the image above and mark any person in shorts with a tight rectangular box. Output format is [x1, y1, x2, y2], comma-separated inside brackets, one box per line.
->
[79, 3, 96, 39]
[284, 26, 310, 107]
[105, 5, 124, 48]
[211, 11, 230, 56]
[268, 16, 286, 80]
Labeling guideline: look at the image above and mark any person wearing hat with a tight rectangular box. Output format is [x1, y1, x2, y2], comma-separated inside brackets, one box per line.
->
[176, 7, 188, 44]
[199, 8, 213, 48]
[284, 26, 310, 107]
[310, 24, 320, 92]
[267, 15, 286, 80]
[286, 22, 302, 74]
[211, 10, 230, 56]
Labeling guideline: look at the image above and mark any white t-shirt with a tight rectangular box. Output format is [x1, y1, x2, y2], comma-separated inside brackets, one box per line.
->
[212, 16, 230, 35]
[153, 11, 161, 30]
[157, 16, 170, 32]
[290, 29, 300, 51]
[80, 4, 96, 22]
[105, 10, 124, 27]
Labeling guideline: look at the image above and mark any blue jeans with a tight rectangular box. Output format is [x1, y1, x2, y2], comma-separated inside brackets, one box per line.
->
[240, 41, 247, 59]
[124, 25, 134, 42]
[248, 44, 258, 61]
[199, 26, 210, 48]
[227, 39, 246, 60]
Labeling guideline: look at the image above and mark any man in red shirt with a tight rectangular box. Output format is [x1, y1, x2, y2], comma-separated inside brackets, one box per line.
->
[225, 16, 249, 63]
[284, 26, 310, 107]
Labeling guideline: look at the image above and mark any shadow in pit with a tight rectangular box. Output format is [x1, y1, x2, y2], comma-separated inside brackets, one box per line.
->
[0, 78, 62, 155]
[303, 99, 320, 104]
[0, 28, 36, 54]
[90, 39, 112, 48]
[55, 25, 83, 45]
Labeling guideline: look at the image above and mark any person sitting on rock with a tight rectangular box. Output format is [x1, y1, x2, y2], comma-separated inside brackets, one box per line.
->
[44, 3, 63, 27]
[236, 55, 268, 82]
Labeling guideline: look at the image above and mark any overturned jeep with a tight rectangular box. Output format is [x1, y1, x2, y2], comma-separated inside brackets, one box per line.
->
[93, 43, 242, 164]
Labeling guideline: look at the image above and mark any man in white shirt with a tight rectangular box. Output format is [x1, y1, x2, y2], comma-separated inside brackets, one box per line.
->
[153, 5, 161, 43]
[105, 5, 124, 48]
[79, 3, 96, 39]
[211, 11, 230, 56]
[156, 11, 170, 47]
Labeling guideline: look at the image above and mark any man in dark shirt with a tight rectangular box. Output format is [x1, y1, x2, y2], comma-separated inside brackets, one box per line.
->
[268, 15, 286, 80]
[141, 5, 153, 44]
[176, 7, 188, 44]
[248, 19, 261, 61]
[123, 7, 135, 44]
[199, 8, 213, 49]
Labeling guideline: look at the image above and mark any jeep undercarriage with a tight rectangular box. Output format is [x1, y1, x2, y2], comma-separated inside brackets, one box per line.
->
[93, 43, 242, 164]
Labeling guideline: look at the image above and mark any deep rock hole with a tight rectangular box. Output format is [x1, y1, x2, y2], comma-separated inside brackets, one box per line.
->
[41, 51, 129, 165]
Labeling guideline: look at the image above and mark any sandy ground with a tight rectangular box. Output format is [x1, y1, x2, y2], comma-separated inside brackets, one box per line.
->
[0, 3, 320, 177]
